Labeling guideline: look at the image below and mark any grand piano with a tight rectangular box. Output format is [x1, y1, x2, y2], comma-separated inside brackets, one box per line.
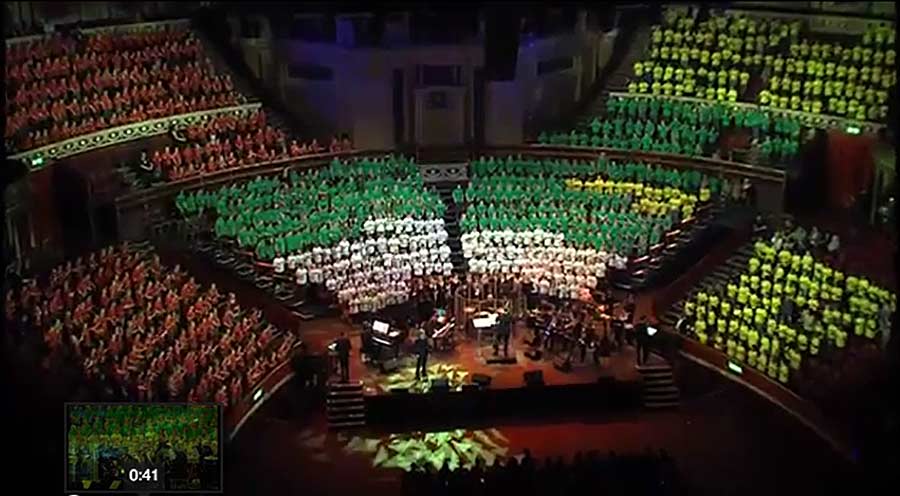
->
[366, 320, 406, 361]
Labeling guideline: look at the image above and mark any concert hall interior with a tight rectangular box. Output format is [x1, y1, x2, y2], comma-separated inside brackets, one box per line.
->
[3, 2, 898, 496]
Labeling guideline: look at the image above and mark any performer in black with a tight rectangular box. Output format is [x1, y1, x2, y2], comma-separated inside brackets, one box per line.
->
[635, 316, 650, 366]
[624, 294, 637, 323]
[360, 325, 376, 363]
[579, 323, 594, 364]
[493, 310, 512, 357]
[335, 331, 352, 382]
[598, 332, 611, 367]
[414, 329, 429, 380]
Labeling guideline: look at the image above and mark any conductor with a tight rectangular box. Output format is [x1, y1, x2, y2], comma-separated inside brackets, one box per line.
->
[414, 329, 430, 380]
[493, 310, 512, 357]
[335, 331, 352, 382]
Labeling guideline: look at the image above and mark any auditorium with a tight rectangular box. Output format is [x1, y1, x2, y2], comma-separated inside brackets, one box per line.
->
[3, 2, 897, 495]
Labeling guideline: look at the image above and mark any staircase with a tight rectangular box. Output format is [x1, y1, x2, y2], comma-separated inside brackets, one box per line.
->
[326, 381, 367, 429]
[185, 237, 313, 318]
[637, 355, 681, 409]
[571, 23, 653, 133]
[191, 28, 258, 105]
[190, 15, 318, 142]
[607, 23, 652, 91]
[658, 238, 758, 329]
[143, 203, 179, 243]
[192, 27, 311, 144]
[615, 202, 724, 291]
[432, 181, 469, 275]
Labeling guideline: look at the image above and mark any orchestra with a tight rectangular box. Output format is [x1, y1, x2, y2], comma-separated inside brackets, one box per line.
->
[527, 298, 630, 365]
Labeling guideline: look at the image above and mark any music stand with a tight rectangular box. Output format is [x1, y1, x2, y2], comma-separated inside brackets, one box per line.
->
[472, 312, 498, 359]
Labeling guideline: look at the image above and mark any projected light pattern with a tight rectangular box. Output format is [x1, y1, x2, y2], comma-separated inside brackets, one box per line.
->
[343, 429, 511, 471]
[374, 362, 470, 393]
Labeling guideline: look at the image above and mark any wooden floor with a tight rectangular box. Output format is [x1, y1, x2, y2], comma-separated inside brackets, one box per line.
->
[348, 325, 644, 396]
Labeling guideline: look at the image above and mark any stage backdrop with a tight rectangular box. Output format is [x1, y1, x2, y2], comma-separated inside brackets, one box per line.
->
[825, 130, 875, 210]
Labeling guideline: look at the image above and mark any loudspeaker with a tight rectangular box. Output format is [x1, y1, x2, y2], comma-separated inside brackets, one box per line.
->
[471, 373, 492, 387]
[523, 370, 544, 387]
[484, 12, 520, 81]
[431, 378, 450, 392]
[524, 349, 543, 361]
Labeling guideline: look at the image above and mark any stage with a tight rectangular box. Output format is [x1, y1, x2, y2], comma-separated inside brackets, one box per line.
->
[336, 322, 646, 427]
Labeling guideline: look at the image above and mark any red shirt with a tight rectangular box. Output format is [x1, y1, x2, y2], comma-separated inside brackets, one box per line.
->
[215, 388, 228, 406]
[185, 353, 196, 376]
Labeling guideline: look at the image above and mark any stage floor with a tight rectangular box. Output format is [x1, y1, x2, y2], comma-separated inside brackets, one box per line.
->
[345, 323, 644, 396]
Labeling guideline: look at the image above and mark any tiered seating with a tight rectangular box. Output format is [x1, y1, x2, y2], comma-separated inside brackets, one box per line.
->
[175, 155, 453, 315]
[5, 25, 244, 153]
[633, 12, 798, 101]
[4, 243, 296, 408]
[539, 96, 803, 164]
[542, 96, 720, 155]
[758, 25, 895, 121]
[679, 239, 895, 385]
[457, 155, 722, 299]
[148, 110, 351, 181]
[634, 9, 895, 123]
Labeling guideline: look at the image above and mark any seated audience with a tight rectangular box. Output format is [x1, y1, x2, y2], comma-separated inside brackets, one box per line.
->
[5, 25, 244, 153]
[634, 12, 797, 102]
[145, 110, 353, 181]
[633, 9, 894, 122]
[758, 25, 895, 121]
[680, 238, 895, 386]
[539, 95, 804, 166]
[457, 155, 724, 300]
[176, 155, 452, 315]
[4, 243, 299, 409]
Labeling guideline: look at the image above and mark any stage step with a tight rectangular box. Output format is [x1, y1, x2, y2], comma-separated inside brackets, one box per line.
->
[642, 371, 677, 382]
[326, 381, 367, 430]
[326, 396, 365, 406]
[327, 404, 366, 416]
[660, 313, 678, 328]
[637, 358, 680, 410]
[329, 420, 367, 429]
[642, 388, 680, 402]
[328, 381, 363, 392]
[737, 244, 755, 255]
